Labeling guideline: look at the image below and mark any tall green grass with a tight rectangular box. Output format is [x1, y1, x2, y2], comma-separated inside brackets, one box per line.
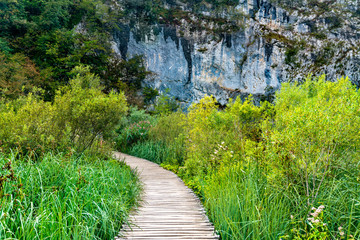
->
[128, 140, 184, 166]
[203, 162, 360, 239]
[204, 164, 293, 239]
[0, 152, 140, 239]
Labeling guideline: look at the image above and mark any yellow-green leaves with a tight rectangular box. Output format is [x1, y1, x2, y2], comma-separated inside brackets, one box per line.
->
[0, 65, 128, 156]
[265, 75, 360, 200]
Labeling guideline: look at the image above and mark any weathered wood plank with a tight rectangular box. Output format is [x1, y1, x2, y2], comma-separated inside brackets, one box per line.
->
[114, 152, 219, 240]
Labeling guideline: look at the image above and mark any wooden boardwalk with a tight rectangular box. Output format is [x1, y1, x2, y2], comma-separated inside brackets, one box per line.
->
[114, 152, 219, 240]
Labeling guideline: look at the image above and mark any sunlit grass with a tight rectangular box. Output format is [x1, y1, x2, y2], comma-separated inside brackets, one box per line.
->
[0, 152, 140, 239]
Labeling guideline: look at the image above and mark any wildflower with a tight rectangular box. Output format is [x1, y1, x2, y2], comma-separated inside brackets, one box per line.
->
[340, 232, 345, 236]
[310, 212, 319, 217]
[311, 207, 317, 211]
[307, 217, 314, 222]
[338, 227, 343, 231]
[323, 223, 327, 226]
[314, 219, 320, 223]
[318, 205, 325, 210]
[290, 215, 294, 220]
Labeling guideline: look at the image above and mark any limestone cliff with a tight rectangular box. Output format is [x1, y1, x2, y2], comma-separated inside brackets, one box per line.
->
[111, 0, 360, 105]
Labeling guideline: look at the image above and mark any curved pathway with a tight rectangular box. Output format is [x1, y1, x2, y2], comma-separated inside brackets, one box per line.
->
[114, 152, 219, 240]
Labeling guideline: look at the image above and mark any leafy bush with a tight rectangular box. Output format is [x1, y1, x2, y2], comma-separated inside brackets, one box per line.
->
[54, 65, 128, 152]
[0, 52, 41, 100]
[0, 65, 128, 156]
[152, 89, 179, 115]
[184, 95, 271, 177]
[263, 75, 360, 202]
[114, 107, 155, 151]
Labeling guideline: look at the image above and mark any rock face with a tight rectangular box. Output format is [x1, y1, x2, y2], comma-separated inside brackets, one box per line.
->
[112, 0, 360, 105]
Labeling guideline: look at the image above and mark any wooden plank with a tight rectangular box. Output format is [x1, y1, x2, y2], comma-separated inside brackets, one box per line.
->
[114, 152, 219, 240]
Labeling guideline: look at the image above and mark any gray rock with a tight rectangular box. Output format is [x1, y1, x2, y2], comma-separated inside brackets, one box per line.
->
[112, 0, 360, 106]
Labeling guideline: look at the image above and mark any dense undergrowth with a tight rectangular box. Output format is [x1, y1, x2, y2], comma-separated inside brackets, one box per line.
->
[0, 65, 140, 239]
[116, 75, 360, 239]
[0, 152, 139, 239]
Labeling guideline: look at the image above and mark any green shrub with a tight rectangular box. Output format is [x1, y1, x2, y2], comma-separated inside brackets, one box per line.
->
[263, 75, 360, 201]
[0, 65, 128, 156]
[153, 89, 179, 115]
[114, 107, 155, 152]
[184, 95, 270, 177]
[54, 65, 128, 152]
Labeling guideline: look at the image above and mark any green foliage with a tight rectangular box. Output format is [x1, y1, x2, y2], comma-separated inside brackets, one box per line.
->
[103, 55, 151, 107]
[285, 47, 299, 66]
[128, 140, 174, 165]
[204, 163, 292, 239]
[120, 111, 186, 166]
[283, 205, 330, 240]
[54, 65, 128, 152]
[0, 65, 128, 156]
[118, 121, 153, 148]
[0, 52, 41, 100]
[0, 0, 139, 101]
[142, 87, 159, 104]
[263, 75, 360, 201]
[0, 38, 12, 54]
[130, 75, 360, 239]
[114, 107, 155, 152]
[103, 56, 149, 93]
[153, 89, 179, 115]
[184, 95, 270, 177]
[0, 152, 140, 239]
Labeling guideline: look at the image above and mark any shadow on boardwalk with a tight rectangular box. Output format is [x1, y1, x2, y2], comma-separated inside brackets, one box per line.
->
[114, 152, 219, 240]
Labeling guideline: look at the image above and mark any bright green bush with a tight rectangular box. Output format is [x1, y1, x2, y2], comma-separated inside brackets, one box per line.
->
[0, 65, 128, 156]
[0, 152, 140, 239]
[263, 75, 360, 201]
[0, 94, 58, 155]
[184, 95, 270, 177]
[54, 65, 128, 152]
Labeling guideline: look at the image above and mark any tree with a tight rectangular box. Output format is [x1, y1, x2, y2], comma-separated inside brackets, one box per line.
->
[54, 65, 128, 151]
[0, 52, 41, 100]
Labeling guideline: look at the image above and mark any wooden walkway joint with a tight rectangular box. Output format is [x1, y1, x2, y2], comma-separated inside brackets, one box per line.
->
[114, 152, 219, 240]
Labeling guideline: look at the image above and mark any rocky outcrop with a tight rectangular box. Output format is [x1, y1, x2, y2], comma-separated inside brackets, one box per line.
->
[112, 0, 360, 105]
